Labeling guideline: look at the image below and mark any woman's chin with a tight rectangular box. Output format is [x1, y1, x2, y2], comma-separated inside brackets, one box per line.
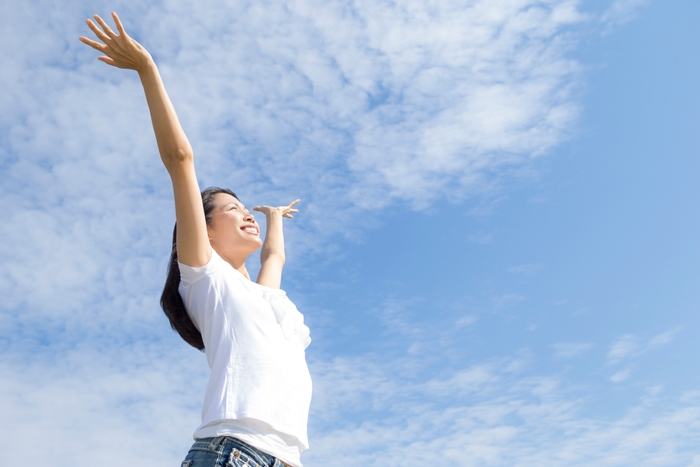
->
[244, 238, 263, 253]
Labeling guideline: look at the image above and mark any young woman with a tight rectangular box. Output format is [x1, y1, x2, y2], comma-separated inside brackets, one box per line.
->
[80, 13, 312, 467]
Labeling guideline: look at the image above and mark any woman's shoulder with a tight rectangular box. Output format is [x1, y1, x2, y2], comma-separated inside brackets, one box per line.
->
[179, 249, 237, 287]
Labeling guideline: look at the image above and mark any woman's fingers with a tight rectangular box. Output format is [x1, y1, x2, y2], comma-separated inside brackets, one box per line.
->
[79, 36, 105, 52]
[93, 14, 118, 40]
[283, 200, 300, 217]
[253, 200, 300, 218]
[80, 12, 151, 71]
[98, 56, 118, 66]
[112, 12, 127, 36]
[86, 19, 111, 43]
[283, 203, 299, 218]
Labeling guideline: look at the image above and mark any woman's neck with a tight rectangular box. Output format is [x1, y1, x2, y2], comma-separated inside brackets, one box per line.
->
[215, 248, 252, 280]
[234, 263, 251, 280]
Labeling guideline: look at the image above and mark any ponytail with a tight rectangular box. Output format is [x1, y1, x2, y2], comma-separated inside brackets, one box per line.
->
[160, 224, 205, 350]
[159, 187, 238, 351]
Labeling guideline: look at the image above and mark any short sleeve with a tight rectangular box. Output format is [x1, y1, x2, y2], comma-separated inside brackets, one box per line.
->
[178, 249, 229, 286]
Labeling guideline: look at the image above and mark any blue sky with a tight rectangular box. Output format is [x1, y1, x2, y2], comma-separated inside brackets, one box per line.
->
[1, 0, 699, 465]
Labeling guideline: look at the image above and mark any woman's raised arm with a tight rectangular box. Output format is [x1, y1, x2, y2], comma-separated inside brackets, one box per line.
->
[253, 200, 300, 289]
[80, 13, 211, 267]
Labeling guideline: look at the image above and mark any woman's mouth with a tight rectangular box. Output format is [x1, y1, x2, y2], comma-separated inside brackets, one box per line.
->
[241, 225, 258, 235]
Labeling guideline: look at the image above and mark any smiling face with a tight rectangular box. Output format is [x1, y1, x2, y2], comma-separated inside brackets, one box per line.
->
[206, 193, 262, 263]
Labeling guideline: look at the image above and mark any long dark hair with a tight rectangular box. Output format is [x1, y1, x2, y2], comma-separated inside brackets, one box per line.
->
[160, 187, 238, 350]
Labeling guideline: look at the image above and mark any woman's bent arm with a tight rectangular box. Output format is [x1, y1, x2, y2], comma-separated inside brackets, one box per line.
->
[80, 13, 210, 267]
[254, 200, 299, 289]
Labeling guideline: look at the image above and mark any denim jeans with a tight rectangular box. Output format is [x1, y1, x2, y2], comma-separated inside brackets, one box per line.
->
[180, 437, 291, 467]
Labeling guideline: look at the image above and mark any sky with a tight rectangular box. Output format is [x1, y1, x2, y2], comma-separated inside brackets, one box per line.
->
[1, 0, 699, 466]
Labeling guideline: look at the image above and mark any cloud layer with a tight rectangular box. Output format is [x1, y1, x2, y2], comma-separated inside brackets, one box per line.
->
[4, 343, 698, 467]
[0, 0, 595, 345]
[307, 351, 700, 467]
[2, 1, 681, 466]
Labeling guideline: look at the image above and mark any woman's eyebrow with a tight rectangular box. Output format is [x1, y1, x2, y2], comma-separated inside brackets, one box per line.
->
[223, 202, 248, 211]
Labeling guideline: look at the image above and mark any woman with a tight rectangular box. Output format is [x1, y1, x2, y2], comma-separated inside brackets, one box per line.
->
[80, 13, 312, 467]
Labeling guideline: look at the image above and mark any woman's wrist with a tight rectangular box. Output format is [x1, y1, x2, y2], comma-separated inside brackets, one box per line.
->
[136, 56, 157, 76]
[261, 210, 285, 224]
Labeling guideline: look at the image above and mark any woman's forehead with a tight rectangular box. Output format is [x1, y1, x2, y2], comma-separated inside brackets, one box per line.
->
[214, 192, 245, 208]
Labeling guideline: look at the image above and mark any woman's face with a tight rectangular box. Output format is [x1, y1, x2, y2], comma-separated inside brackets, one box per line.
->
[207, 193, 262, 259]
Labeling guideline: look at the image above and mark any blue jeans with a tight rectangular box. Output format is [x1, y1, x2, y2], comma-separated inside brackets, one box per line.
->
[180, 437, 291, 467]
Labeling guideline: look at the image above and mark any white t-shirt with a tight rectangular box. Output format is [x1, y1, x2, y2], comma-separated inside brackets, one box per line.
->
[178, 250, 312, 467]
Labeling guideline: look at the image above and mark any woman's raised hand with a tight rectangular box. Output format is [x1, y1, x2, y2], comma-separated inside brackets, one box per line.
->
[79, 12, 152, 72]
[253, 200, 301, 219]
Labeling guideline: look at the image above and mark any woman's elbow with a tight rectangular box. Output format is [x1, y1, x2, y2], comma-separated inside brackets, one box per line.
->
[161, 147, 194, 170]
[165, 147, 194, 163]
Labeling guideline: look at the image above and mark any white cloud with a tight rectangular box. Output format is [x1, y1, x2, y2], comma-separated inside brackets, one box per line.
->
[607, 329, 680, 365]
[607, 334, 640, 363]
[4, 343, 700, 467]
[456, 314, 479, 328]
[508, 263, 543, 275]
[0, 343, 206, 466]
[649, 327, 682, 347]
[0, 1, 679, 466]
[492, 293, 527, 309]
[680, 391, 700, 404]
[551, 342, 594, 359]
[305, 350, 700, 467]
[610, 368, 632, 383]
[468, 232, 494, 245]
[0, 0, 595, 331]
[600, 0, 649, 34]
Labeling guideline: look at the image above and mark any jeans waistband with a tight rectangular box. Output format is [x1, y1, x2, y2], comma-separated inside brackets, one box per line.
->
[199, 436, 291, 467]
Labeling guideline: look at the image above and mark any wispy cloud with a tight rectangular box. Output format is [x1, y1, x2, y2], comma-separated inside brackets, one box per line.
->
[4, 339, 700, 466]
[649, 328, 681, 347]
[551, 342, 594, 359]
[600, 0, 649, 35]
[456, 314, 479, 328]
[508, 263, 543, 275]
[0, 1, 675, 466]
[0, 343, 206, 466]
[306, 349, 700, 467]
[607, 334, 641, 363]
[610, 368, 632, 383]
[0, 0, 595, 334]
[492, 293, 527, 309]
[607, 329, 681, 365]
[468, 232, 494, 245]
